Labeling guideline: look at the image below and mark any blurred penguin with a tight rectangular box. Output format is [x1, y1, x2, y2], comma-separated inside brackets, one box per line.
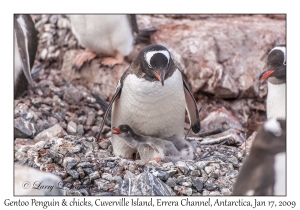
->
[14, 14, 38, 98]
[68, 15, 139, 69]
[233, 118, 286, 195]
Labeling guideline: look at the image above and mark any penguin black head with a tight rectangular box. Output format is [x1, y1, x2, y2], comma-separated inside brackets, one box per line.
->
[259, 45, 286, 83]
[112, 124, 135, 137]
[139, 44, 172, 86]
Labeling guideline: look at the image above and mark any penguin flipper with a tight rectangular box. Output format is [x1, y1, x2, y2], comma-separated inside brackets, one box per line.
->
[96, 84, 122, 139]
[183, 80, 201, 134]
[14, 14, 37, 87]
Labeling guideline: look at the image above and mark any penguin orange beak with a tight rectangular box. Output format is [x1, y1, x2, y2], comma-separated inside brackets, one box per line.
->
[112, 127, 122, 134]
[154, 70, 166, 86]
[259, 69, 276, 80]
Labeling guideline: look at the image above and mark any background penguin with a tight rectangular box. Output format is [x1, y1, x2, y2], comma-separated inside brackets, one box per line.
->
[259, 45, 286, 119]
[112, 124, 194, 163]
[95, 44, 201, 159]
[232, 118, 286, 195]
[14, 14, 38, 98]
[68, 15, 138, 69]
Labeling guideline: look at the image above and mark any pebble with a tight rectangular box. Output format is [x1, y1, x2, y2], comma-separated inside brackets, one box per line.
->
[192, 177, 204, 192]
[166, 177, 176, 188]
[175, 161, 189, 174]
[86, 111, 95, 126]
[67, 121, 77, 134]
[99, 139, 111, 149]
[14, 117, 36, 138]
[89, 171, 100, 181]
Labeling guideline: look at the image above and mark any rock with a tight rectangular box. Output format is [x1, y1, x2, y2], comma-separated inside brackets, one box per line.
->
[227, 156, 239, 167]
[14, 164, 64, 195]
[134, 172, 175, 195]
[14, 117, 36, 139]
[221, 188, 231, 195]
[151, 15, 285, 98]
[48, 116, 58, 126]
[98, 139, 111, 149]
[34, 124, 67, 143]
[121, 172, 174, 196]
[63, 87, 83, 104]
[94, 179, 109, 191]
[166, 177, 176, 188]
[67, 121, 77, 134]
[227, 170, 239, 178]
[205, 183, 220, 191]
[209, 191, 221, 196]
[190, 169, 201, 176]
[204, 166, 213, 174]
[175, 186, 193, 196]
[175, 161, 189, 174]
[89, 171, 100, 181]
[192, 177, 204, 192]
[162, 162, 174, 169]
[195, 161, 207, 170]
[200, 107, 244, 134]
[165, 169, 177, 177]
[200, 128, 245, 146]
[76, 124, 84, 136]
[155, 170, 169, 181]
[102, 173, 112, 182]
[86, 111, 95, 126]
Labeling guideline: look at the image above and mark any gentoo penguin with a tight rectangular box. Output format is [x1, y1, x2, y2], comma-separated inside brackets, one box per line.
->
[232, 118, 286, 195]
[112, 125, 194, 162]
[14, 14, 38, 98]
[68, 15, 138, 69]
[164, 135, 195, 160]
[96, 44, 201, 159]
[259, 45, 286, 119]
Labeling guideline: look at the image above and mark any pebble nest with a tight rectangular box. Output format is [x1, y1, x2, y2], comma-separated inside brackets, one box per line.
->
[14, 14, 251, 196]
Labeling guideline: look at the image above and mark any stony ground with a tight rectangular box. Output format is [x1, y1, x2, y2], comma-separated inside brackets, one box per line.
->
[14, 14, 285, 196]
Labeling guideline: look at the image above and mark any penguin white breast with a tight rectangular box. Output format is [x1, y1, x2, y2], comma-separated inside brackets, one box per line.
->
[267, 82, 286, 119]
[69, 15, 134, 56]
[273, 152, 286, 195]
[112, 69, 186, 139]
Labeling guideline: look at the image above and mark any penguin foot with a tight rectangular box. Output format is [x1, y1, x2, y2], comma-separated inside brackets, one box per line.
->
[154, 157, 162, 162]
[101, 51, 124, 67]
[72, 50, 97, 70]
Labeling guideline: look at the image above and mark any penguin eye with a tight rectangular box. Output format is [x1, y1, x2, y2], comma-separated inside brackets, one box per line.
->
[283, 61, 286, 65]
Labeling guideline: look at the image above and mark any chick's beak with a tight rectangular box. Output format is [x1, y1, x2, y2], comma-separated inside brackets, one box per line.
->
[112, 127, 122, 134]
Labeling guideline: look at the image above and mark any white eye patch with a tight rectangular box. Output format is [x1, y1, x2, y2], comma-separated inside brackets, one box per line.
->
[269, 46, 286, 65]
[145, 50, 170, 67]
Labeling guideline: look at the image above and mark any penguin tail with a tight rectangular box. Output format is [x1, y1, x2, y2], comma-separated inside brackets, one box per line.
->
[135, 28, 157, 44]
[91, 93, 112, 122]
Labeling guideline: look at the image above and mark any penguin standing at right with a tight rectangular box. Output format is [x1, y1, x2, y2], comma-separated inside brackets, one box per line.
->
[14, 14, 38, 98]
[232, 118, 286, 195]
[259, 45, 286, 119]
